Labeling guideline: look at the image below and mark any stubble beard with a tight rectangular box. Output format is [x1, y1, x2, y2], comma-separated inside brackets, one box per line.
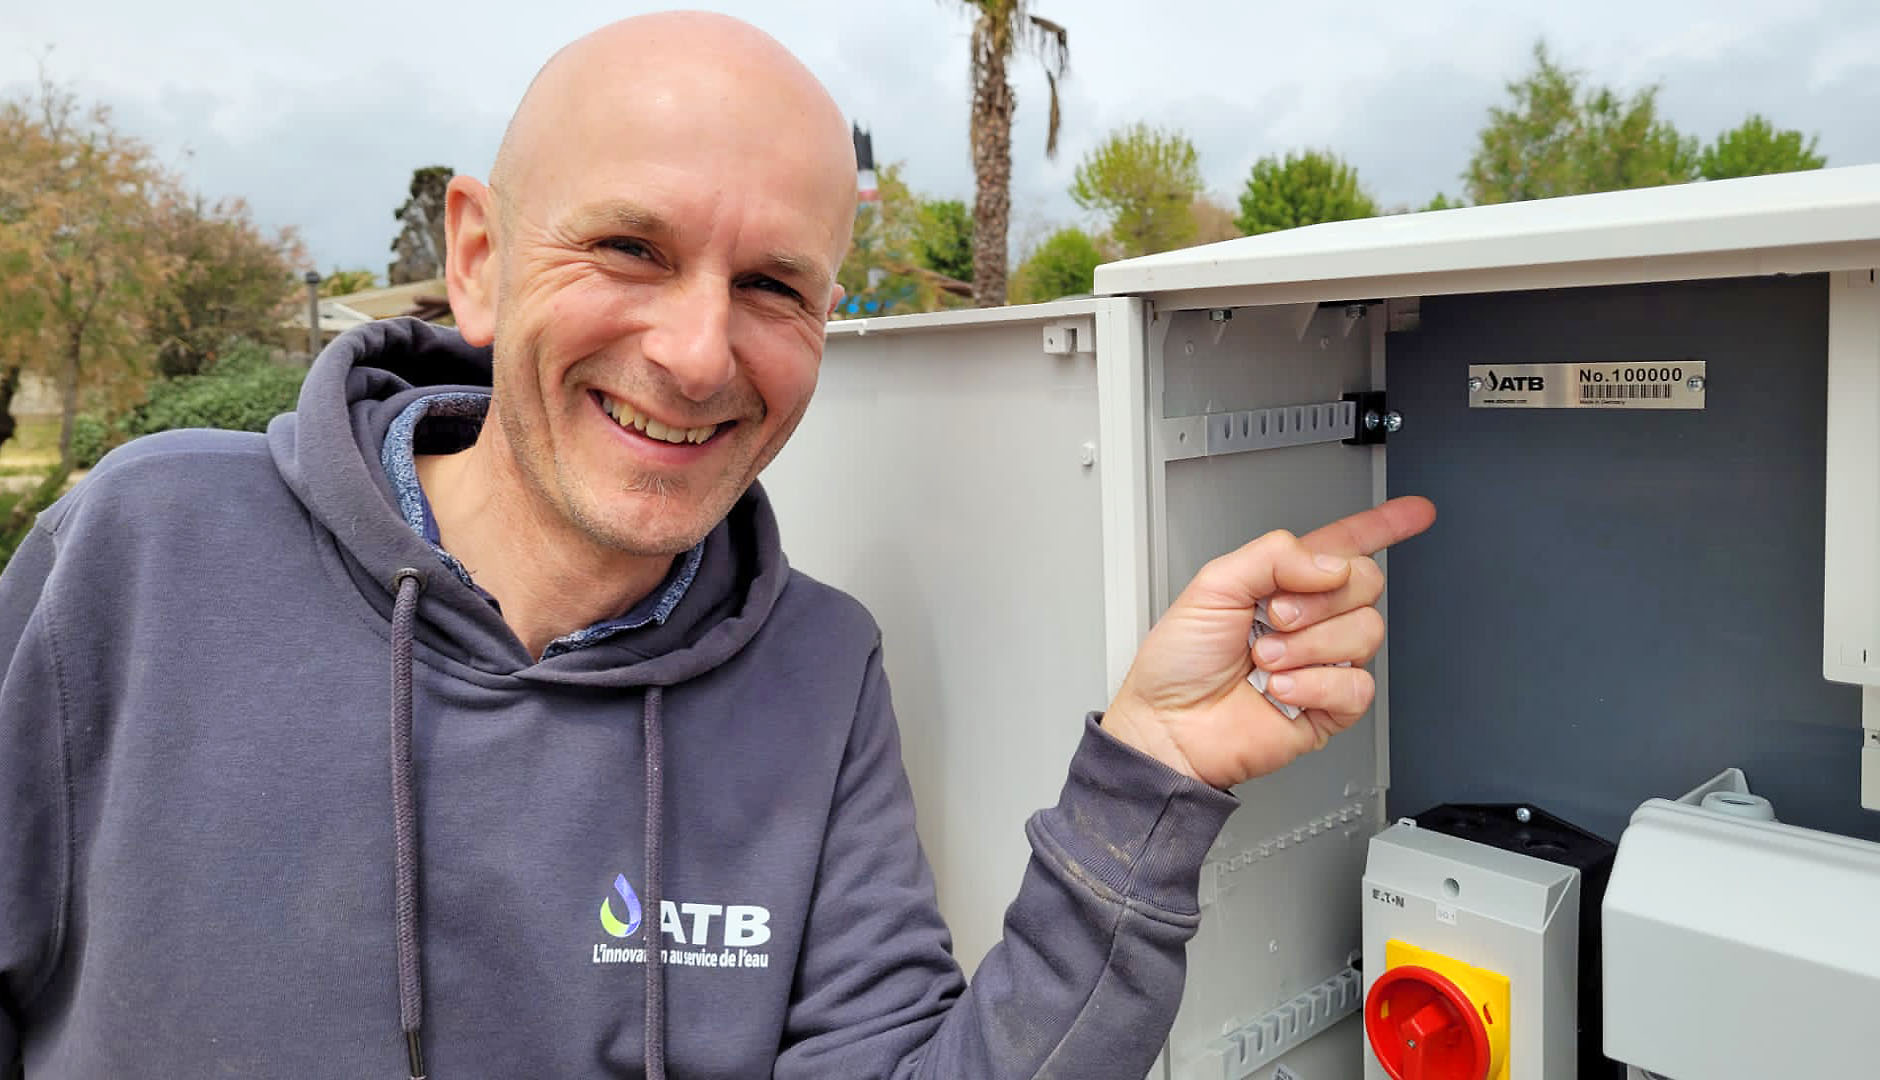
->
[488, 329, 790, 560]
[488, 339, 714, 559]
[515, 404, 732, 559]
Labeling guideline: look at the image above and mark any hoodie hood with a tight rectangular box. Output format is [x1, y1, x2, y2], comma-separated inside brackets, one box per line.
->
[267, 316, 790, 689]
[268, 316, 794, 1078]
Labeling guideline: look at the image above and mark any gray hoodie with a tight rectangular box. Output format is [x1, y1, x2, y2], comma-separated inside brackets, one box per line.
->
[0, 319, 1238, 1078]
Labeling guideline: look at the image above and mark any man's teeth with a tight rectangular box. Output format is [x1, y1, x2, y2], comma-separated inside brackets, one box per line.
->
[604, 400, 718, 444]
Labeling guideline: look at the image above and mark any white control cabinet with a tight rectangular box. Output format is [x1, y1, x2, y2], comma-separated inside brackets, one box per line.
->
[761, 165, 1880, 1079]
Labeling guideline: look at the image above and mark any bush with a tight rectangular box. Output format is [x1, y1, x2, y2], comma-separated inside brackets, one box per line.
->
[0, 464, 72, 569]
[1010, 227, 1104, 304]
[120, 338, 307, 441]
[70, 413, 118, 470]
[62, 337, 307, 473]
[0, 339, 306, 571]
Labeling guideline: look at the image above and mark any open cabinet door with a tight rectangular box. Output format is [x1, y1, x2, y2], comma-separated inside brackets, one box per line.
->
[765, 295, 1394, 1079]
[762, 297, 1151, 983]
[1150, 301, 1390, 1080]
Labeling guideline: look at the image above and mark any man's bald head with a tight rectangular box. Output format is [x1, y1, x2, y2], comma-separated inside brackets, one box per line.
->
[436, 11, 861, 568]
[487, 11, 857, 259]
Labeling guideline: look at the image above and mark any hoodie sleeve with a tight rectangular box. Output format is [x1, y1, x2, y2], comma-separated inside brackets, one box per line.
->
[774, 646, 1238, 1080]
[0, 523, 72, 1069]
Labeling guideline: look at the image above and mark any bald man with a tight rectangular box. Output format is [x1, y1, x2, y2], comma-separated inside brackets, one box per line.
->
[0, 11, 1431, 1079]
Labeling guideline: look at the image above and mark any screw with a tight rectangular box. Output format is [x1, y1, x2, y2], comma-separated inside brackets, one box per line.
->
[1345, 304, 1366, 320]
[1406, 1040, 1418, 1049]
[1383, 412, 1403, 433]
[1515, 807, 1532, 824]
[1687, 376, 1705, 391]
[1209, 309, 1232, 323]
[1364, 411, 1381, 431]
[1468, 376, 1485, 393]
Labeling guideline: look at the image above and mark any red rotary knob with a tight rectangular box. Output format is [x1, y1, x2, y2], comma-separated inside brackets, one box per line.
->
[1363, 965, 1492, 1080]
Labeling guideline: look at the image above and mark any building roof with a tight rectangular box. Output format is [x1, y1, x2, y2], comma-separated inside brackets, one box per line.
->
[322, 278, 449, 320]
[284, 277, 452, 335]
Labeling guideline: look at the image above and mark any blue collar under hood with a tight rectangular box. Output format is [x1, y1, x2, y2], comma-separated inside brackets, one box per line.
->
[266, 316, 792, 689]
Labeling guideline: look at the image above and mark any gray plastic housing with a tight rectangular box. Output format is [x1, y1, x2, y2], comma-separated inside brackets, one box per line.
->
[1602, 771, 1880, 1078]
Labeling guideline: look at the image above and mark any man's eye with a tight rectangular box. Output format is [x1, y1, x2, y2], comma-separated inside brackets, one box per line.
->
[746, 276, 802, 302]
[603, 238, 656, 260]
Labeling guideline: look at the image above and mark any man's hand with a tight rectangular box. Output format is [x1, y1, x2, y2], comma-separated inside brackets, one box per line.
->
[1100, 496, 1436, 790]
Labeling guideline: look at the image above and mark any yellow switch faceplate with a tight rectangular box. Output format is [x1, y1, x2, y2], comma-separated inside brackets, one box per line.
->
[1380, 939, 1512, 1080]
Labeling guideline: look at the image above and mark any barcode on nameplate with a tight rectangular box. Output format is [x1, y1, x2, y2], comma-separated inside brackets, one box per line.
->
[1580, 383, 1671, 401]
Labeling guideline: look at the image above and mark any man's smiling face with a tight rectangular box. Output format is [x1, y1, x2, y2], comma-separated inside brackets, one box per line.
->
[449, 15, 857, 557]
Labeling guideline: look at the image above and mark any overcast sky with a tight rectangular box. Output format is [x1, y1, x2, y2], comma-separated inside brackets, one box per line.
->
[7, 1, 1878, 275]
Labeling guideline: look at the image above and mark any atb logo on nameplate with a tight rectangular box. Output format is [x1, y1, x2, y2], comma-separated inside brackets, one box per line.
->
[1468, 361, 1706, 410]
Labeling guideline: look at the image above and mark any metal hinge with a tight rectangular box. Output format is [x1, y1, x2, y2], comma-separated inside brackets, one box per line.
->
[1344, 390, 1400, 445]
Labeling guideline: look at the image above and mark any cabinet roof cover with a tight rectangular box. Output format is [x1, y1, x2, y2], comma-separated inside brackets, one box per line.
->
[1092, 163, 1880, 304]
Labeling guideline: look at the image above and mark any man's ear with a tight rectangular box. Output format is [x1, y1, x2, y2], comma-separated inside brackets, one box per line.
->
[445, 176, 499, 347]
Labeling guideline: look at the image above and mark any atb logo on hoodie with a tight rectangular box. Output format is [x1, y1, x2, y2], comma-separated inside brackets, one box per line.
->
[599, 874, 643, 937]
[591, 873, 774, 972]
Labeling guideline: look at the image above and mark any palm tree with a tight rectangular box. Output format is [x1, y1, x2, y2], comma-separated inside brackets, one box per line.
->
[950, 2, 1069, 307]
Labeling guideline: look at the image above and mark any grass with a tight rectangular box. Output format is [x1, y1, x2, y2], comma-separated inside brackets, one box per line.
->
[0, 416, 82, 498]
[0, 415, 62, 469]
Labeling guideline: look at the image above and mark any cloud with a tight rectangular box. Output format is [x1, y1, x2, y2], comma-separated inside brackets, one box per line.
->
[1649, 11, 1880, 166]
[6, 0, 1876, 275]
[98, 64, 505, 275]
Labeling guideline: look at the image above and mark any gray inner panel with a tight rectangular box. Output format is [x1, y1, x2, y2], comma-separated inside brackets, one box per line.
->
[1383, 274, 1877, 843]
[1160, 303, 1370, 419]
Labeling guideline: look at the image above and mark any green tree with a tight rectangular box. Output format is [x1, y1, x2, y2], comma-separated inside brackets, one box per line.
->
[0, 73, 172, 469]
[1420, 192, 1462, 212]
[912, 198, 974, 285]
[836, 163, 968, 317]
[0, 206, 45, 454]
[148, 194, 305, 377]
[1009, 226, 1103, 303]
[1466, 41, 1698, 204]
[947, 1, 1070, 307]
[1699, 114, 1826, 180]
[388, 165, 451, 284]
[1236, 150, 1379, 236]
[319, 268, 379, 296]
[1070, 123, 1204, 257]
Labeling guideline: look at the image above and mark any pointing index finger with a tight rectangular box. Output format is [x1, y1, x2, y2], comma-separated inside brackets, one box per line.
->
[1298, 496, 1436, 559]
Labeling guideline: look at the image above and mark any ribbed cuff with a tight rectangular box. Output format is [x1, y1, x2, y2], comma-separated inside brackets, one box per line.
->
[1033, 714, 1241, 916]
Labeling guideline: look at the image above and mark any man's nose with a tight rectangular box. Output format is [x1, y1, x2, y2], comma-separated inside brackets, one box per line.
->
[642, 278, 736, 401]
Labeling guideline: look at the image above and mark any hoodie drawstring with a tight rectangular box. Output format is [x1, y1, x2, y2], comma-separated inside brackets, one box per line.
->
[390, 568, 428, 1080]
[642, 686, 668, 1080]
[384, 569, 671, 1080]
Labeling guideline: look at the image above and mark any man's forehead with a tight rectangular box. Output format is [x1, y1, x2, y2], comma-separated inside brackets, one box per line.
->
[492, 14, 857, 222]
[491, 26, 858, 284]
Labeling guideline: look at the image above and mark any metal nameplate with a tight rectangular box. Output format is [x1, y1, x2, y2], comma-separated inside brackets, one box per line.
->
[1467, 362, 1706, 410]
